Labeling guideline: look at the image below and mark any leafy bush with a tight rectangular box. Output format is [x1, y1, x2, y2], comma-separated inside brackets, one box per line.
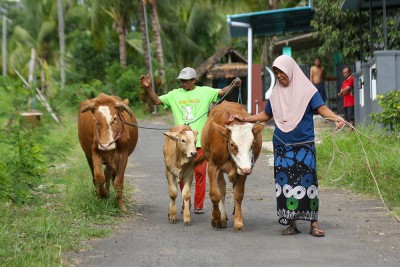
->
[370, 90, 400, 132]
[0, 126, 48, 203]
[0, 77, 71, 203]
[105, 63, 146, 105]
[52, 80, 106, 110]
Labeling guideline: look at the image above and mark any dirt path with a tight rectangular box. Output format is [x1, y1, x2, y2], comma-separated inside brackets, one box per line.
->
[71, 118, 400, 267]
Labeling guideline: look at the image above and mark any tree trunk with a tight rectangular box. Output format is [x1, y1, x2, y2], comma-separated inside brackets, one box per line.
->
[57, 0, 66, 88]
[150, 0, 165, 88]
[117, 22, 127, 67]
[138, 0, 151, 74]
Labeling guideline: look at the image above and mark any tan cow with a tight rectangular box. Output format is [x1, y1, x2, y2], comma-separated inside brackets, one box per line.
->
[78, 93, 138, 211]
[163, 125, 198, 226]
[201, 101, 264, 231]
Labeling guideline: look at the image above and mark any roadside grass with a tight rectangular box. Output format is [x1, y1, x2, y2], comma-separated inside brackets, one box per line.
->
[316, 126, 400, 215]
[0, 111, 136, 266]
[262, 124, 274, 142]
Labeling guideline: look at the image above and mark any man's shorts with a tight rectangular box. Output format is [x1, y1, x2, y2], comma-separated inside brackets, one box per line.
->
[344, 106, 354, 122]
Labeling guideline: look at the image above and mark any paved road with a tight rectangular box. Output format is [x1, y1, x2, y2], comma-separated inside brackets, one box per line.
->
[72, 120, 400, 267]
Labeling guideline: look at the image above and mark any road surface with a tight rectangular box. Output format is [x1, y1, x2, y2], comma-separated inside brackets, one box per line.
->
[72, 119, 400, 267]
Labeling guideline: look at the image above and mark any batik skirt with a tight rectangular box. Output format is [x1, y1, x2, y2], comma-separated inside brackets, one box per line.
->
[274, 144, 319, 225]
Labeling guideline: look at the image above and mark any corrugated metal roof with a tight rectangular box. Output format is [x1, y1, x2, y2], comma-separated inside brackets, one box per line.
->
[341, 0, 400, 10]
[227, 6, 314, 38]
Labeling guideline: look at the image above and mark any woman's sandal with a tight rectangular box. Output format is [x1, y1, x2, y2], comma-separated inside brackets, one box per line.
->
[282, 225, 301, 235]
[309, 227, 325, 237]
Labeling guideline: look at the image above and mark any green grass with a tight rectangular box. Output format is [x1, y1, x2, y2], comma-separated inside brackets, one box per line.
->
[262, 125, 274, 142]
[0, 111, 135, 266]
[316, 126, 400, 215]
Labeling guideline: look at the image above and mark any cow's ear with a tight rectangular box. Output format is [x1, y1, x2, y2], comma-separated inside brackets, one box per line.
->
[163, 132, 178, 141]
[123, 99, 129, 105]
[252, 123, 264, 135]
[81, 102, 95, 113]
[213, 122, 229, 137]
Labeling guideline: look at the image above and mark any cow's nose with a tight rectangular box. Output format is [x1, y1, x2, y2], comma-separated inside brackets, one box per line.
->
[191, 151, 198, 158]
[239, 167, 252, 175]
[98, 142, 116, 151]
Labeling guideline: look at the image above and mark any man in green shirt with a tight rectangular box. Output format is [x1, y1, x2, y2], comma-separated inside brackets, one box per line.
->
[140, 67, 241, 214]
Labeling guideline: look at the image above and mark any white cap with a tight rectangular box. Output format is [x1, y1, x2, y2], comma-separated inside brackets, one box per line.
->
[176, 67, 197, 80]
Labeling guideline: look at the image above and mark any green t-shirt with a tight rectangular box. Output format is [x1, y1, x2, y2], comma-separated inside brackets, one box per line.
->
[159, 86, 219, 147]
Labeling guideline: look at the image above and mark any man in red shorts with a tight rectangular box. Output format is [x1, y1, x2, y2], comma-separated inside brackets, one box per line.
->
[338, 67, 355, 130]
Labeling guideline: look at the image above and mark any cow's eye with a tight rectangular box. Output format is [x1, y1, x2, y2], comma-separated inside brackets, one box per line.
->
[230, 142, 238, 151]
[94, 118, 101, 126]
[181, 139, 186, 143]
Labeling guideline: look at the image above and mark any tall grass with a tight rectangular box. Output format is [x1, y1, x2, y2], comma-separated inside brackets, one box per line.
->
[0, 112, 134, 266]
[317, 126, 400, 212]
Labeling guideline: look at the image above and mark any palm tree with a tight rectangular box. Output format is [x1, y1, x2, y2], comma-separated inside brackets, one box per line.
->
[8, 0, 60, 86]
[137, 0, 151, 75]
[90, 0, 136, 67]
[148, 0, 164, 83]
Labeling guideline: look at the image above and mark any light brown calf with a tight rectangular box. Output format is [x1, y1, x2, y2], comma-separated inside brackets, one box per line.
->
[163, 125, 198, 226]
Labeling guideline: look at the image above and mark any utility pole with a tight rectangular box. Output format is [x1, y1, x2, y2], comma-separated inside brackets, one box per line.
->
[1, 8, 7, 76]
[143, 0, 157, 114]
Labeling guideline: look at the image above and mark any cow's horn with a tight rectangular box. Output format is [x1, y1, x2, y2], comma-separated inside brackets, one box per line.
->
[116, 102, 133, 118]
[81, 102, 95, 113]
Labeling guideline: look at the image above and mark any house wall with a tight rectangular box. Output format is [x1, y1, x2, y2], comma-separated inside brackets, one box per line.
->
[251, 64, 265, 114]
[354, 50, 400, 125]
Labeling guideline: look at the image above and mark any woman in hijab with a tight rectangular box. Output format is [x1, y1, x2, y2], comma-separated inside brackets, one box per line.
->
[230, 55, 345, 237]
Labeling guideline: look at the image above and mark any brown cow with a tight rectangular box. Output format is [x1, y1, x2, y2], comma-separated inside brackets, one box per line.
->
[201, 101, 264, 231]
[163, 125, 198, 226]
[78, 93, 138, 211]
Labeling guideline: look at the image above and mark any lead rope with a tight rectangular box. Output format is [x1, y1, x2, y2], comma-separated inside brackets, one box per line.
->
[124, 78, 241, 131]
[348, 122, 400, 223]
[265, 118, 400, 223]
[185, 77, 241, 126]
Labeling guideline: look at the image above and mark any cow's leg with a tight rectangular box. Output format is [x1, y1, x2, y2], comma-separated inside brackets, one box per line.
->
[92, 154, 109, 198]
[105, 155, 117, 193]
[113, 153, 128, 211]
[217, 172, 228, 228]
[208, 164, 222, 228]
[182, 170, 193, 226]
[104, 165, 113, 193]
[166, 170, 178, 224]
[85, 155, 95, 185]
[233, 174, 247, 232]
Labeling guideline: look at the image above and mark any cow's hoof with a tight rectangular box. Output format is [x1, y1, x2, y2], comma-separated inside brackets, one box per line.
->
[117, 200, 127, 212]
[184, 221, 191, 226]
[119, 204, 127, 212]
[233, 222, 244, 232]
[211, 220, 223, 229]
[169, 218, 177, 224]
[96, 191, 109, 199]
[96, 185, 109, 198]
[221, 220, 228, 228]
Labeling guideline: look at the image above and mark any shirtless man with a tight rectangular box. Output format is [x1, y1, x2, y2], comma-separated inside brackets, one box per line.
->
[310, 57, 326, 103]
